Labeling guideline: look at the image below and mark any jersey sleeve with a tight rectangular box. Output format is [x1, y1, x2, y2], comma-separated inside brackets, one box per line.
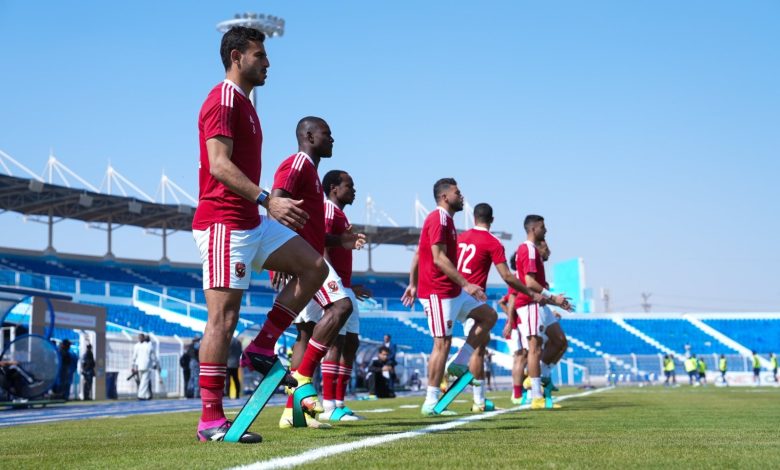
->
[273, 158, 298, 195]
[523, 244, 537, 274]
[201, 92, 235, 140]
[490, 239, 507, 265]
[324, 203, 335, 233]
[429, 216, 447, 246]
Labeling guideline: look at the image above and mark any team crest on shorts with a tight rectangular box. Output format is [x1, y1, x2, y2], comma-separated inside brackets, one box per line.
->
[235, 262, 246, 279]
[328, 280, 338, 292]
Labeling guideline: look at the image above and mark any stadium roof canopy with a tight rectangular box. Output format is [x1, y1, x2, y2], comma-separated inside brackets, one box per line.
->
[0, 174, 511, 247]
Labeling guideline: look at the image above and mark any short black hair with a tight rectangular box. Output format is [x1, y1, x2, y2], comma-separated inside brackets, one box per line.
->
[220, 27, 266, 71]
[433, 178, 457, 202]
[322, 170, 346, 196]
[509, 250, 517, 271]
[473, 203, 493, 223]
[523, 214, 544, 233]
[378, 346, 390, 354]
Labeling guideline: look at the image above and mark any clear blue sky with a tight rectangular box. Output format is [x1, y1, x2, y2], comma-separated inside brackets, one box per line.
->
[1, 1, 778, 312]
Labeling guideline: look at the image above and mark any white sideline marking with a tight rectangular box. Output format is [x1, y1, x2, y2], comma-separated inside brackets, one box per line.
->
[398, 405, 419, 409]
[360, 408, 394, 413]
[228, 387, 614, 470]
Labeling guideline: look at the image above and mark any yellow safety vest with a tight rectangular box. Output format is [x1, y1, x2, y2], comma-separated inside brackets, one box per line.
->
[772, 357, 778, 369]
[719, 358, 727, 372]
[753, 356, 761, 369]
[684, 358, 697, 372]
[664, 358, 675, 372]
[697, 360, 706, 373]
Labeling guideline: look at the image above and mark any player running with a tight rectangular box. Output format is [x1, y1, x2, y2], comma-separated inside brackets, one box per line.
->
[318, 170, 373, 422]
[455, 203, 545, 412]
[264, 117, 365, 429]
[193, 27, 328, 443]
[401, 178, 498, 416]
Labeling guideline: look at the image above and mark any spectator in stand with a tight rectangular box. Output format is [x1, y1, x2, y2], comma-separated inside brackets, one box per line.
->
[225, 337, 242, 399]
[367, 346, 396, 398]
[80, 344, 96, 400]
[383, 334, 398, 391]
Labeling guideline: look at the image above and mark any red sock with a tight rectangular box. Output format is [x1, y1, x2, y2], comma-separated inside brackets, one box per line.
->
[336, 364, 352, 402]
[199, 363, 227, 422]
[321, 361, 339, 401]
[297, 339, 328, 378]
[251, 302, 298, 355]
[513, 385, 522, 399]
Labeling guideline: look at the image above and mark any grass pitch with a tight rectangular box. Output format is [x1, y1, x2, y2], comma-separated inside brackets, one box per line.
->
[2, 386, 779, 469]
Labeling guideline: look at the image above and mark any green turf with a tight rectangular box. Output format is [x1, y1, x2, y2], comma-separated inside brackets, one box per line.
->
[1, 387, 779, 469]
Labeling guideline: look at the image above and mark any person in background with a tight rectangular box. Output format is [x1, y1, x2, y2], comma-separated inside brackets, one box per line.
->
[752, 351, 761, 385]
[718, 354, 728, 385]
[80, 344, 96, 400]
[188, 337, 201, 398]
[684, 355, 699, 386]
[132, 334, 158, 400]
[770, 353, 778, 383]
[383, 334, 398, 391]
[696, 356, 707, 385]
[366, 346, 396, 398]
[55, 339, 77, 400]
[180, 347, 192, 398]
[225, 337, 242, 399]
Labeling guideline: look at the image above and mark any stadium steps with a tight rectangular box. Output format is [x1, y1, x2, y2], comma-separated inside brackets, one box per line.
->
[566, 334, 639, 374]
[612, 317, 678, 357]
[121, 267, 157, 285]
[686, 316, 772, 368]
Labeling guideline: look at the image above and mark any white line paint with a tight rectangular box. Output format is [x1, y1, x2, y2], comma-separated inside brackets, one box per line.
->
[397, 405, 419, 409]
[228, 387, 614, 470]
[359, 408, 394, 413]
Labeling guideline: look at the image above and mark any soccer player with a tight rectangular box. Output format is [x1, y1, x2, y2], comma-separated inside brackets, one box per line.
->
[267, 117, 365, 428]
[513, 215, 570, 409]
[752, 351, 761, 385]
[455, 203, 546, 412]
[771, 353, 778, 382]
[535, 240, 571, 398]
[718, 354, 727, 384]
[663, 354, 676, 386]
[697, 356, 707, 385]
[685, 355, 699, 385]
[318, 170, 373, 421]
[499, 289, 528, 404]
[193, 27, 328, 443]
[401, 178, 498, 416]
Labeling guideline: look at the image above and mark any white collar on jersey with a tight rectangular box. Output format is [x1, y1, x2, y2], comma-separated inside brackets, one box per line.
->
[473, 226, 489, 232]
[223, 79, 247, 98]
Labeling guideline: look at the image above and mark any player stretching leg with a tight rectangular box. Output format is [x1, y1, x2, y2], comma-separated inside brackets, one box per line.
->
[456, 203, 545, 412]
[263, 117, 365, 428]
[536, 240, 571, 405]
[513, 215, 568, 410]
[401, 178, 498, 416]
[318, 170, 372, 421]
[499, 290, 529, 405]
[194, 27, 327, 443]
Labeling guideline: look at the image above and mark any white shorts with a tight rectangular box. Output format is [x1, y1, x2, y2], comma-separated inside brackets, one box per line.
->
[193, 217, 296, 290]
[509, 328, 528, 352]
[294, 260, 349, 323]
[540, 306, 558, 328]
[339, 287, 360, 335]
[516, 303, 543, 340]
[419, 290, 484, 338]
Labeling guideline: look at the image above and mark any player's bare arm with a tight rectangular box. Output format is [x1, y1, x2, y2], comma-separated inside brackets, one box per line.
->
[432, 243, 487, 301]
[401, 249, 419, 307]
[325, 224, 366, 250]
[267, 188, 311, 229]
[524, 273, 569, 309]
[494, 262, 546, 305]
[206, 138, 308, 229]
[502, 293, 517, 339]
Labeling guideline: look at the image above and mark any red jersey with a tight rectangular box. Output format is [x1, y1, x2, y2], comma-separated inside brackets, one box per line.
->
[456, 227, 507, 290]
[514, 240, 546, 308]
[193, 80, 262, 231]
[417, 207, 461, 299]
[324, 200, 352, 287]
[272, 152, 324, 254]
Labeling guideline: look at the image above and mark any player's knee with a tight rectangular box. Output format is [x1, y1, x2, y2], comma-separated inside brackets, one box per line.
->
[328, 298, 353, 321]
